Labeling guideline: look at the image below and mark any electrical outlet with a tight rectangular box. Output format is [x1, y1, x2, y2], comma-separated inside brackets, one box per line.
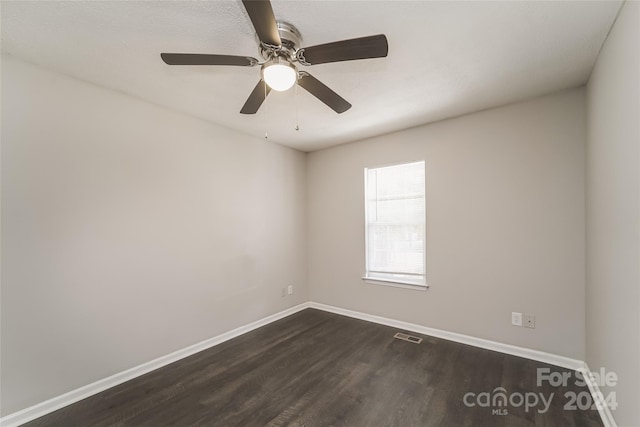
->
[511, 312, 523, 327]
[281, 287, 286, 297]
[287, 285, 293, 295]
[523, 314, 535, 329]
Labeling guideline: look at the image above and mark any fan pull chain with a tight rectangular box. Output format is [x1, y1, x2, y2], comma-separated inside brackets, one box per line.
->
[295, 79, 300, 131]
[264, 80, 269, 140]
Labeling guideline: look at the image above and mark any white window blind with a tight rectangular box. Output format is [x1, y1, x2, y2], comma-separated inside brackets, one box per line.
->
[364, 161, 426, 286]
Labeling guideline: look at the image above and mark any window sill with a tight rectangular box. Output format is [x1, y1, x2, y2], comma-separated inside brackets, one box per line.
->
[362, 277, 428, 291]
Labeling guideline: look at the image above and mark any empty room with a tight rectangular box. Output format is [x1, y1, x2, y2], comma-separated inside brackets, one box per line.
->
[1, 0, 638, 426]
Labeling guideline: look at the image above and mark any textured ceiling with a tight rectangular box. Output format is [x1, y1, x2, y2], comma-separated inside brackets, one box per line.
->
[1, 1, 621, 151]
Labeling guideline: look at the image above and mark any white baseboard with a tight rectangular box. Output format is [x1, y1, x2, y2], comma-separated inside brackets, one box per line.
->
[2, 301, 610, 427]
[0, 302, 310, 427]
[580, 363, 618, 427]
[308, 302, 585, 371]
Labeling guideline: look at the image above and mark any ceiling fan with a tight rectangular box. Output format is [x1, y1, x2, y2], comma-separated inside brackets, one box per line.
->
[160, 0, 388, 115]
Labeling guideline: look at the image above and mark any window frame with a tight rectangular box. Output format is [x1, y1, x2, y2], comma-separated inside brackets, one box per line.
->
[362, 160, 428, 290]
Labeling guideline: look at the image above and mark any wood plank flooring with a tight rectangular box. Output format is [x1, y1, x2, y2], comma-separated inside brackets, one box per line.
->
[24, 309, 603, 426]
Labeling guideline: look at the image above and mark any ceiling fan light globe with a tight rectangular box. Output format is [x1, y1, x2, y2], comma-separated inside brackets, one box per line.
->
[263, 63, 297, 91]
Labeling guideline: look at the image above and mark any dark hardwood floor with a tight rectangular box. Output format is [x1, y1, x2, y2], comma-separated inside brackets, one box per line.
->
[24, 309, 603, 426]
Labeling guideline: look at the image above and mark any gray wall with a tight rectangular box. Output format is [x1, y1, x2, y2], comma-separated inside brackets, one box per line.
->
[307, 89, 586, 359]
[586, 2, 640, 426]
[0, 55, 308, 415]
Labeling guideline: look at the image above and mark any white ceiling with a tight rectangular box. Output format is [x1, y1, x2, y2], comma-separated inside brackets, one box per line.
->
[1, 1, 621, 151]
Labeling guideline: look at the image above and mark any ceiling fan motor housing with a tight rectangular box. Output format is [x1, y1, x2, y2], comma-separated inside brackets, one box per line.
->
[258, 21, 303, 61]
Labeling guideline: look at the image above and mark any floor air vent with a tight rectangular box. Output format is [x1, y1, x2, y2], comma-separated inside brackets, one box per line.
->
[394, 332, 423, 344]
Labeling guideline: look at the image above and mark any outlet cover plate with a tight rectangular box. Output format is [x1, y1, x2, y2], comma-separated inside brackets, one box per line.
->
[512, 312, 523, 327]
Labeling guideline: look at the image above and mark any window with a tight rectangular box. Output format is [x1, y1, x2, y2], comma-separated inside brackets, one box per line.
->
[364, 161, 426, 288]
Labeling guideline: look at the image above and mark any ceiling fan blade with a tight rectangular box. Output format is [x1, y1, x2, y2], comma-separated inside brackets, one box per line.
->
[297, 72, 351, 114]
[161, 53, 258, 67]
[296, 34, 388, 66]
[241, 0, 281, 47]
[240, 80, 271, 114]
